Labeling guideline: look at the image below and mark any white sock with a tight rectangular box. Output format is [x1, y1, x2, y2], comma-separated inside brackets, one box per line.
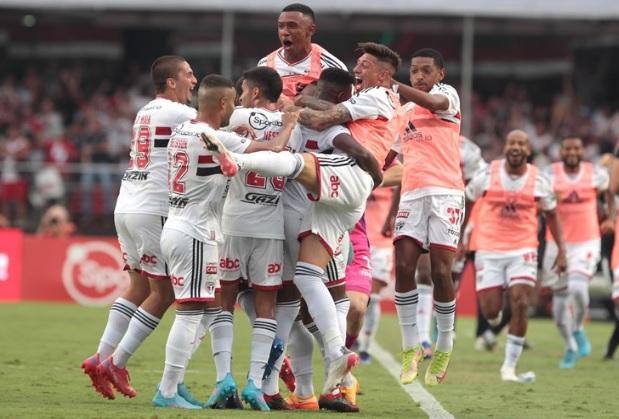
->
[503, 334, 525, 369]
[434, 299, 456, 352]
[210, 310, 234, 381]
[334, 298, 350, 340]
[262, 300, 301, 396]
[248, 318, 277, 388]
[178, 307, 221, 385]
[237, 289, 256, 324]
[569, 275, 590, 330]
[159, 309, 202, 398]
[113, 307, 160, 367]
[552, 290, 577, 351]
[97, 297, 137, 359]
[294, 262, 345, 362]
[288, 320, 315, 398]
[359, 293, 381, 353]
[235, 151, 303, 178]
[417, 284, 434, 344]
[306, 320, 329, 383]
[395, 290, 420, 350]
[191, 307, 221, 355]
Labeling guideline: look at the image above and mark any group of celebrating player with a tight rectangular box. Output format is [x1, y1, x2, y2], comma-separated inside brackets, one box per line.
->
[79, 2, 619, 413]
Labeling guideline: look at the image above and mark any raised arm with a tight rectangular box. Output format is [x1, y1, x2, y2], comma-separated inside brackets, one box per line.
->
[332, 132, 382, 187]
[299, 104, 352, 131]
[393, 79, 448, 112]
[295, 95, 336, 111]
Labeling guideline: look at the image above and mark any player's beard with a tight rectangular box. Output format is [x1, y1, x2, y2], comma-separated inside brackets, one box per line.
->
[563, 156, 580, 170]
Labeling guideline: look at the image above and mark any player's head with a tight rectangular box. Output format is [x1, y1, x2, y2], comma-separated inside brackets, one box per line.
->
[560, 136, 584, 169]
[504, 129, 531, 169]
[353, 42, 401, 91]
[151, 55, 197, 105]
[198, 74, 236, 126]
[315, 68, 355, 104]
[239, 66, 283, 107]
[234, 76, 244, 106]
[278, 3, 316, 54]
[410, 48, 445, 93]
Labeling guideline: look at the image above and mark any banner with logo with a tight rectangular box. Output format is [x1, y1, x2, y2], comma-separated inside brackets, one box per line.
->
[0, 229, 23, 302]
[19, 236, 129, 306]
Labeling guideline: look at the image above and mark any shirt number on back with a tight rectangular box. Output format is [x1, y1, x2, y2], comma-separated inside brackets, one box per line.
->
[129, 126, 151, 169]
[170, 151, 189, 194]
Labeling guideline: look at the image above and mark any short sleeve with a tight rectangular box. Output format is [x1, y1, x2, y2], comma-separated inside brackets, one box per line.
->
[319, 125, 351, 150]
[341, 88, 395, 121]
[226, 108, 252, 130]
[174, 104, 197, 125]
[430, 84, 460, 121]
[593, 165, 609, 191]
[465, 167, 490, 201]
[216, 130, 251, 154]
[535, 173, 557, 211]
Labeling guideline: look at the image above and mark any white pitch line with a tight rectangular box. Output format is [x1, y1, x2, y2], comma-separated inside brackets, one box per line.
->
[370, 343, 455, 419]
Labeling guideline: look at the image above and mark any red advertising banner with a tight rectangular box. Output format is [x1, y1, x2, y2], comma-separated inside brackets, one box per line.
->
[0, 229, 23, 302]
[21, 236, 129, 306]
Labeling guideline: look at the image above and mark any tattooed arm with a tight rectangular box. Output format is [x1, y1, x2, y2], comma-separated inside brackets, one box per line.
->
[295, 95, 336, 111]
[299, 104, 352, 131]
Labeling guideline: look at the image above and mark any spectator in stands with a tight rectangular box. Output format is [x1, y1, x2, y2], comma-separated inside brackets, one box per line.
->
[37, 204, 75, 238]
[0, 125, 31, 227]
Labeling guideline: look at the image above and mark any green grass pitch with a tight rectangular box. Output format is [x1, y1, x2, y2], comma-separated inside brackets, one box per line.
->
[1, 303, 618, 418]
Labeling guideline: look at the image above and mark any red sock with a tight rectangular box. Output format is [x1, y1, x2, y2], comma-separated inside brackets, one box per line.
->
[345, 334, 358, 349]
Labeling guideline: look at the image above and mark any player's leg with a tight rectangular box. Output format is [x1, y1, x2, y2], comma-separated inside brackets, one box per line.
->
[99, 215, 173, 398]
[569, 272, 592, 357]
[499, 253, 537, 383]
[82, 214, 147, 399]
[358, 279, 386, 363]
[543, 241, 578, 367]
[153, 234, 218, 409]
[416, 254, 434, 359]
[393, 195, 429, 384]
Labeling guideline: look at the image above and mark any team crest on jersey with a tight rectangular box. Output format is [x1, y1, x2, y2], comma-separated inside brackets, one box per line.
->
[249, 112, 283, 130]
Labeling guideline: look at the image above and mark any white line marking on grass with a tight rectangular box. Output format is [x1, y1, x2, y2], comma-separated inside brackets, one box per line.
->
[370, 343, 454, 419]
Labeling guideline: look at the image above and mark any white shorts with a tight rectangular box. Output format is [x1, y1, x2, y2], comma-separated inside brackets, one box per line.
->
[613, 274, 619, 302]
[300, 154, 372, 255]
[114, 213, 168, 280]
[160, 228, 219, 302]
[542, 240, 600, 290]
[474, 250, 538, 291]
[370, 246, 393, 284]
[284, 207, 347, 286]
[394, 194, 464, 252]
[220, 235, 284, 290]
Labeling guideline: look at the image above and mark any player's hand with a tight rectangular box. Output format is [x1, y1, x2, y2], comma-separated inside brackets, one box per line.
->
[233, 125, 256, 140]
[381, 215, 394, 237]
[282, 110, 300, 127]
[600, 218, 615, 235]
[455, 240, 467, 262]
[552, 248, 568, 274]
[277, 94, 295, 111]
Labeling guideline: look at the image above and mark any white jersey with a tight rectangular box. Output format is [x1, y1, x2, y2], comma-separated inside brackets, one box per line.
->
[284, 124, 351, 216]
[460, 136, 487, 182]
[115, 97, 196, 216]
[257, 47, 347, 76]
[466, 160, 556, 211]
[221, 107, 287, 239]
[164, 120, 250, 243]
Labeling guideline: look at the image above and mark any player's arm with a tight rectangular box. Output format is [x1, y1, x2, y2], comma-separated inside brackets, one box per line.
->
[295, 95, 336, 111]
[332, 133, 382, 187]
[381, 161, 402, 187]
[544, 209, 567, 273]
[393, 80, 449, 112]
[299, 104, 352, 131]
[610, 155, 619, 195]
[381, 186, 400, 237]
[601, 189, 616, 235]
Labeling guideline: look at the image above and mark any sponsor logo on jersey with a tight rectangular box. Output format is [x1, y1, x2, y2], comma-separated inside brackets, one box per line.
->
[329, 175, 340, 198]
[122, 170, 149, 181]
[249, 112, 283, 130]
[267, 263, 282, 275]
[396, 210, 410, 218]
[169, 195, 189, 208]
[140, 254, 157, 265]
[206, 264, 218, 275]
[171, 275, 184, 286]
[242, 192, 280, 205]
[62, 241, 129, 306]
[220, 258, 240, 270]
